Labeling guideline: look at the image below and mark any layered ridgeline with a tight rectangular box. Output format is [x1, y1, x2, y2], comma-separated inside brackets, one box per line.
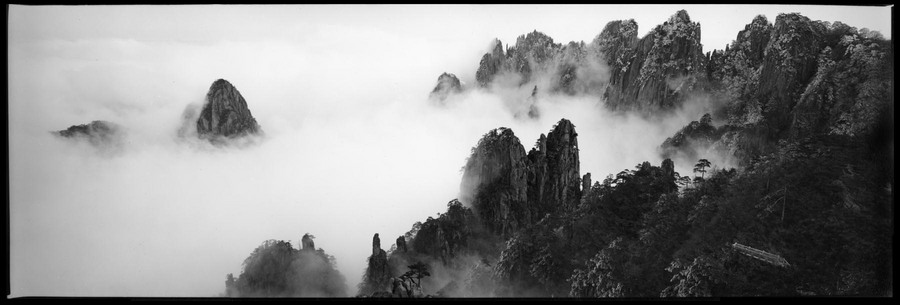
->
[179, 78, 263, 144]
[424, 9, 891, 174]
[431, 10, 707, 115]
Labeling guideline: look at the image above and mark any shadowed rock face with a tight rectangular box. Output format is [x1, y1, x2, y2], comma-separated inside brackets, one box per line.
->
[196, 79, 261, 140]
[535, 119, 581, 212]
[756, 13, 827, 136]
[460, 119, 583, 236]
[460, 128, 529, 236]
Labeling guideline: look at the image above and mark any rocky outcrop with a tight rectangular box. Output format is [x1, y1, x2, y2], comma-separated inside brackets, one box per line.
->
[603, 10, 706, 114]
[663, 13, 891, 166]
[756, 13, 827, 137]
[476, 39, 506, 88]
[460, 128, 530, 235]
[474, 31, 603, 97]
[430, 73, 463, 103]
[54, 120, 125, 149]
[460, 119, 583, 235]
[396, 236, 408, 253]
[196, 79, 261, 141]
[593, 19, 639, 73]
[359, 233, 391, 296]
[527, 119, 582, 215]
[708, 15, 773, 126]
[789, 22, 892, 138]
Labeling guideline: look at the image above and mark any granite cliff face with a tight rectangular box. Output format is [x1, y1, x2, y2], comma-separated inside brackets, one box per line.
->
[196, 79, 261, 141]
[527, 119, 582, 215]
[602, 10, 706, 113]
[460, 118, 584, 236]
[459, 128, 529, 236]
[755, 13, 827, 137]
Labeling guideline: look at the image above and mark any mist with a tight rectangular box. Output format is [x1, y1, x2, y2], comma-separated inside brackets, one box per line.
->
[9, 5, 887, 298]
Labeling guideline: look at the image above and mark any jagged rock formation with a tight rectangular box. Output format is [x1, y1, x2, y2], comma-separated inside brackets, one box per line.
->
[196, 79, 261, 141]
[461, 118, 583, 236]
[755, 14, 827, 137]
[429, 72, 463, 103]
[527, 119, 582, 214]
[54, 120, 125, 151]
[459, 128, 530, 235]
[663, 12, 892, 165]
[474, 31, 604, 96]
[789, 22, 892, 138]
[601, 10, 706, 113]
[476, 39, 506, 88]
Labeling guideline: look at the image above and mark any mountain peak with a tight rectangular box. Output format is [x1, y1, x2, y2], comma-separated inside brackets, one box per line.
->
[196, 78, 262, 141]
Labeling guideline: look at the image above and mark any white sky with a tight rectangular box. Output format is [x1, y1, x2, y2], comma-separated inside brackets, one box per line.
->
[7, 4, 892, 298]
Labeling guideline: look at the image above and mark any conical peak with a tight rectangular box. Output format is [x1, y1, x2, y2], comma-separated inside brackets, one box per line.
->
[550, 118, 575, 134]
[210, 78, 234, 90]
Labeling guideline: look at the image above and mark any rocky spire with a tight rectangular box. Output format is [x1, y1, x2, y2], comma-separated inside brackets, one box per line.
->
[373, 233, 382, 255]
[541, 119, 582, 211]
[359, 233, 391, 296]
[301, 233, 315, 251]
